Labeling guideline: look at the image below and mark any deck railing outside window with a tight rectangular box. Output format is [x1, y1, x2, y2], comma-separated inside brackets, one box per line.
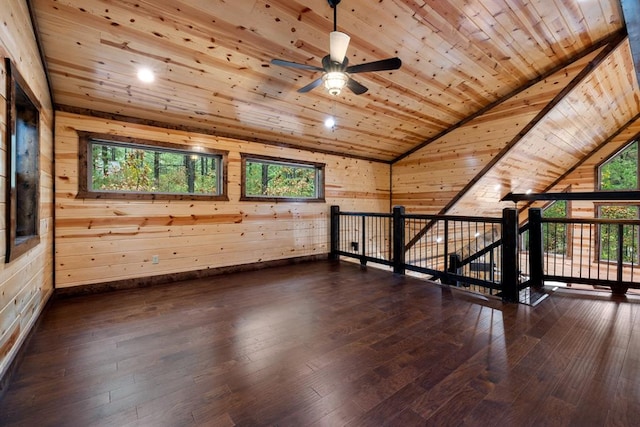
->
[530, 216, 640, 294]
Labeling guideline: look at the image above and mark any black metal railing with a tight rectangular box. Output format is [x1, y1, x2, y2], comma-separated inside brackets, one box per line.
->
[331, 210, 393, 267]
[402, 212, 503, 296]
[331, 205, 640, 303]
[331, 206, 520, 301]
[527, 213, 640, 294]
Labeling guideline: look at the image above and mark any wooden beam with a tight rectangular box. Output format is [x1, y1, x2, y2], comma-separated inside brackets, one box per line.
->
[392, 29, 628, 164]
[502, 190, 640, 203]
[621, 0, 640, 90]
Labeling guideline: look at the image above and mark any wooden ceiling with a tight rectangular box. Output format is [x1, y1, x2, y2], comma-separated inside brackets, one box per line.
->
[29, 0, 636, 165]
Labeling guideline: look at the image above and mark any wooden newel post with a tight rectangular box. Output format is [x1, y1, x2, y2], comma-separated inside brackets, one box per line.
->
[528, 208, 544, 288]
[502, 208, 519, 303]
[330, 205, 340, 260]
[393, 206, 406, 274]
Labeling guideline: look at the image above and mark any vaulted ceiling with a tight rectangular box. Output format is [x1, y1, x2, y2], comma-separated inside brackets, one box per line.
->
[28, 0, 640, 211]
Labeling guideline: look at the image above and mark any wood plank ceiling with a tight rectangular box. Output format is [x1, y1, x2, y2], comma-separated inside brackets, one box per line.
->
[28, 0, 640, 214]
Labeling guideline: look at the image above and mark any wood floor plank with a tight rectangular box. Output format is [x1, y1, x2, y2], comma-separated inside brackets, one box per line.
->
[1, 260, 640, 426]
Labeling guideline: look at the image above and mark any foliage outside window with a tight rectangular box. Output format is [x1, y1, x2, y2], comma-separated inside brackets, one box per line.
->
[240, 154, 325, 202]
[599, 141, 638, 191]
[5, 59, 41, 262]
[78, 132, 228, 200]
[597, 141, 640, 264]
[597, 205, 639, 264]
[542, 200, 568, 255]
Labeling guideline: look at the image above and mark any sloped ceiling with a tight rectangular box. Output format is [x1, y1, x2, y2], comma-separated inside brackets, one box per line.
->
[27, 0, 640, 215]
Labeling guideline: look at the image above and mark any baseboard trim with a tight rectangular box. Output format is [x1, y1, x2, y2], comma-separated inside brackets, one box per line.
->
[55, 254, 328, 298]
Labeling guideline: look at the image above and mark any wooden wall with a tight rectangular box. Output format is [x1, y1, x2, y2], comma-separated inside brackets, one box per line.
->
[0, 0, 54, 381]
[514, 120, 640, 285]
[390, 50, 598, 215]
[391, 38, 639, 219]
[527, 120, 640, 218]
[54, 112, 390, 288]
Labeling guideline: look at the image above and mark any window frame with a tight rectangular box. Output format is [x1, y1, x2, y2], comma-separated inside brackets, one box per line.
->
[541, 199, 572, 258]
[77, 131, 228, 201]
[5, 58, 41, 263]
[594, 202, 640, 265]
[240, 153, 325, 202]
[596, 140, 639, 191]
[595, 140, 640, 265]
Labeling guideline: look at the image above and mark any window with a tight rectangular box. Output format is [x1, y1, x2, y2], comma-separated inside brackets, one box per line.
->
[78, 132, 228, 200]
[5, 59, 41, 262]
[542, 200, 569, 255]
[596, 204, 639, 264]
[596, 141, 640, 263]
[240, 154, 325, 202]
[599, 141, 638, 191]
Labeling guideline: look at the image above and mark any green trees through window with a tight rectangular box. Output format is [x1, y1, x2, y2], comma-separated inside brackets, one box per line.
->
[91, 142, 220, 194]
[543, 200, 568, 255]
[78, 133, 227, 200]
[241, 154, 324, 201]
[599, 141, 638, 190]
[597, 141, 639, 263]
[598, 205, 639, 264]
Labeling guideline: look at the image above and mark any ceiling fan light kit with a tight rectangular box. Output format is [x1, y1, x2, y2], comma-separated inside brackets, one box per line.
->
[323, 71, 349, 96]
[270, 0, 401, 96]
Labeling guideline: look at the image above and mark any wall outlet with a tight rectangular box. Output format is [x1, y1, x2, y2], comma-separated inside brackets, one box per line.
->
[152, 255, 159, 264]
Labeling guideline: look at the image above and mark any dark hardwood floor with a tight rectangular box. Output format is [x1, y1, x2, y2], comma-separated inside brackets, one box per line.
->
[1, 260, 639, 426]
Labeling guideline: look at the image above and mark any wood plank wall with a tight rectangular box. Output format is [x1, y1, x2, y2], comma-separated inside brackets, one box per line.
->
[0, 0, 54, 381]
[390, 39, 639, 219]
[390, 50, 597, 215]
[517, 119, 640, 284]
[525, 120, 640, 220]
[54, 112, 390, 288]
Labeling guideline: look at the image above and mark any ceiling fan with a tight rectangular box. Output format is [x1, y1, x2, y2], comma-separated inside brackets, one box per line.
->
[270, 0, 402, 96]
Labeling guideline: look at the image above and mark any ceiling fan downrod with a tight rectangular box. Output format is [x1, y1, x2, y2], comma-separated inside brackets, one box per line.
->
[328, 0, 341, 31]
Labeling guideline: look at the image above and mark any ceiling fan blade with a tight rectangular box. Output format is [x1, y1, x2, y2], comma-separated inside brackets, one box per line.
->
[346, 77, 368, 95]
[329, 31, 350, 63]
[298, 77, 324, 93]
[271, 59, 324, 72]
[346, 57, 402, 74]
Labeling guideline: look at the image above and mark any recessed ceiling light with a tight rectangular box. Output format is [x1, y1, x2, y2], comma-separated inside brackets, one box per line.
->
[324, 117, 336, 128]
[137, 68, 155, 83]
